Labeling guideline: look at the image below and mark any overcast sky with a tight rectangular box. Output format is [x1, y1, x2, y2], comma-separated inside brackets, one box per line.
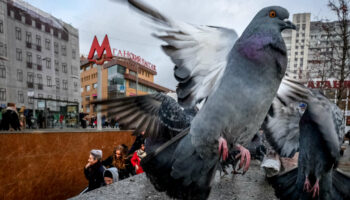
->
[25, 0, 337, 90]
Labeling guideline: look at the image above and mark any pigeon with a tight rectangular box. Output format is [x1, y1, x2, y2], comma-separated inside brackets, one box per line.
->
[100, 1, 296, 199]
[264, 78, 350, 200]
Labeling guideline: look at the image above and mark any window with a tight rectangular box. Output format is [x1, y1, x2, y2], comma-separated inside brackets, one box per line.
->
[47, 95, 52, 99]
[15, 27, 21, 40]
[61, 45, 66, 56]
[86, 105, 90, 113]
[74, 82, 78, 92]
[26, 32, 32, 43]
[0, 63, 5, 78]
[27, 72, 34, 83]
[55, 78, 60, 89]
[72, 49, 76, 59]
[55, 60, 59, 72]
[36, 35, 41, 46]
[54, 42, 58, 54]
[37, 74, 42, 84]
[36, 55, 41, 66]
[85, 95, 90, 101]
[0, 88, 5, 101]
[93, 83, 97, 89]
[46, 58, 51, 69]
[0, 42, 7, 57]
[17, 70, 22, 82]
[80, 87, 84, 92]
[63, 80, 68, 90]
[16, 48, 22, 61]
[26, 52, 32, 63]
[129, 81, 136, 89]
[47, 76, 52, 87]
[86, 85, 90, 91]
[45, 39, 50, 50]
[62, 63, 67, 73]
[18, 91, 24, 103]
[0, 20, 3, 33]
[28, 96, 33, 104]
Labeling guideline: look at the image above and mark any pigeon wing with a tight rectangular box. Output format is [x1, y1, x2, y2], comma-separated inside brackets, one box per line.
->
[127, 0, 238, 108]
[264, 75, 310, 157]
[94, 93, 193, 138]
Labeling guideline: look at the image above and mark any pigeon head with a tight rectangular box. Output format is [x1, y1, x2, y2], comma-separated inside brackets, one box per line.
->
[237, 6, 295, 61]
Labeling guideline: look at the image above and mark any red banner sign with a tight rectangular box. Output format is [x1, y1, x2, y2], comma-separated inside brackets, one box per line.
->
[113, 49, 156, 72]
[307, 80, 350, 89]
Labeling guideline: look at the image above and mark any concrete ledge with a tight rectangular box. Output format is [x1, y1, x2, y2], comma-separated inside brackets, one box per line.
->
[71, 160, 277, 200]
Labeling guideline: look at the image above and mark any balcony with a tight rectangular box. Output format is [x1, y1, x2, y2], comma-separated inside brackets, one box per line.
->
[37, 65, 42, 71]
[27, 62, 32, 69]
[27, 82, 34, 89]
[26, 42, 32, 49]
[36, 45, 41, 52]
[38, 83, 43, 90]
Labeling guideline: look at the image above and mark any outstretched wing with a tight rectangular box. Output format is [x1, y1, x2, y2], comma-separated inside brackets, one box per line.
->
[95, 93, 195, 138]
[264, 75, 310, 157]
[127, 0, 238, 108]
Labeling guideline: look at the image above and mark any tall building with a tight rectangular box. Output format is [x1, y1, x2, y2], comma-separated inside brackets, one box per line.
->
[283, 13, 350, 130]
[0, 0, 80, 118]
[80, 56, 172, 117]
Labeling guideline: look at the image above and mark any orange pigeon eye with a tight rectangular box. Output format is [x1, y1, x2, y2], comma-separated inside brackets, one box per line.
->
[269, 10, 276, 18]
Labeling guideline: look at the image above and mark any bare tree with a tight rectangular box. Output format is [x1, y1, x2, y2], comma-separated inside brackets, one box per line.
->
[326, 0, 350, 108]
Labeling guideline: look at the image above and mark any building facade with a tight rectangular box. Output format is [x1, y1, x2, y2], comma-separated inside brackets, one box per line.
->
[0, 0, 80, 114]
[80, 56, 172, 117]
[283, 13, 350, 129]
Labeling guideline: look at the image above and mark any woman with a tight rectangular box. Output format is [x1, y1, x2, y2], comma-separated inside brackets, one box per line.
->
[103, 145, 134, 180]
[84, 149, 105, 192]
[131, 143, 147, 174]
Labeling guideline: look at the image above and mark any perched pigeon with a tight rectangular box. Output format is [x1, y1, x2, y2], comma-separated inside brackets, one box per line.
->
[101, 1, 296, 199]
[264, 78, 350, 200]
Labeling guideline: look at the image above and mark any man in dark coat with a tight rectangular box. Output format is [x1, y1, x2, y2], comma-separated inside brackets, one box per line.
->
[0, 103, 21, 131]
[84, 149, 105, 192]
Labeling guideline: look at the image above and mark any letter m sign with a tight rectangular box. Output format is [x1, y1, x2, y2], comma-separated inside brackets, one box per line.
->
[88, 35, 113, 65]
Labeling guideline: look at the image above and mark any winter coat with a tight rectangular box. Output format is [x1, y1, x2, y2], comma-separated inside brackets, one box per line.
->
[131, 151, 144, 174]
[0, 107, 21, 130]
[102, 155, 134, 180]
[84, 161, 105, 192]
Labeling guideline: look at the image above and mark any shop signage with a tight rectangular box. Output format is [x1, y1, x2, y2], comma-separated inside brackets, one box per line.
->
[112, 48, 157, 72]
[308, 80, 350, 89]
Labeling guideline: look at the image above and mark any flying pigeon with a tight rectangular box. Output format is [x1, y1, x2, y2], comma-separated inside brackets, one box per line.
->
[101, 0, 296, 199]
[264, 78, 350, 200]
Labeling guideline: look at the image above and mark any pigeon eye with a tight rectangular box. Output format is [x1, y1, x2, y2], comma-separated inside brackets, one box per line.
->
[269, 10, 276, 18]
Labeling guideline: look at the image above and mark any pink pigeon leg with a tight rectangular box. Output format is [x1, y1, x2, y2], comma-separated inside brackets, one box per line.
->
[303, 176, 312, 192]
[218, 137, 228, 161]
[310, 179, 320, 198]
[236, 144, 251, 173]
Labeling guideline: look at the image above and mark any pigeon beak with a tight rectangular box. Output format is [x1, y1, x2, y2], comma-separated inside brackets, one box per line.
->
[283, 19, 296, 30]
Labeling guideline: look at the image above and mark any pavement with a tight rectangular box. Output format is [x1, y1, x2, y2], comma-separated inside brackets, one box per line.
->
[71, 160, 277, 200]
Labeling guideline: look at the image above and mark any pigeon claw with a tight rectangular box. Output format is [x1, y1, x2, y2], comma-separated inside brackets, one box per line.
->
[218, 137, 228, 161]
[303, 176, 312, 192]
[310, 179, 320, 198]
[236, 144, 251, 173]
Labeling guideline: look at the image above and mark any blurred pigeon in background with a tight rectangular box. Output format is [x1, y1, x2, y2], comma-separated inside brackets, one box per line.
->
[100, 0, 296, 199]
[264, 78, 350, 200]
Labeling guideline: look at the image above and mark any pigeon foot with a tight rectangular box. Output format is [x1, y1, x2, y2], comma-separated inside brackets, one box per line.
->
[218, 137, 228, 161]
[236, 144, 251, 173]
[303, 176, 312, 192]
[310, 179, 320, 198]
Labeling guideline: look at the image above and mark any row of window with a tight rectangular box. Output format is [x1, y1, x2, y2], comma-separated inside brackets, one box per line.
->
[0, 88, 76, 103]
[82, 83, 98, 92]
[81, 73, 98, 82]
[14, 27, 76, 59]
[128, 81, 156, 93]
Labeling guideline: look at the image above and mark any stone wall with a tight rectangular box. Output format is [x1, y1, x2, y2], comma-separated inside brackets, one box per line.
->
[0, 130, 135, 199]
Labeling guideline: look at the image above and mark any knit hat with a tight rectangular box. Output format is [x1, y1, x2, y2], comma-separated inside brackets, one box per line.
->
[90, 149, 102, 160]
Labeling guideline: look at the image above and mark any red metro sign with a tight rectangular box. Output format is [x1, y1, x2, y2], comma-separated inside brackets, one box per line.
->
[88, 35, 113, 65]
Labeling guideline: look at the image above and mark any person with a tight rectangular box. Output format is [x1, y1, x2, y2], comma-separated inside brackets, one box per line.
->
[131, 143, 147, 174]
[59, 114, 64, 129]
[19, 106, 26, 129]
[102, 145, 134, 180]
[0, 103, 21, 131]
[84, 149, 105, 192]
[103, 167, 119, 185]
[128, 131, 145, 155]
